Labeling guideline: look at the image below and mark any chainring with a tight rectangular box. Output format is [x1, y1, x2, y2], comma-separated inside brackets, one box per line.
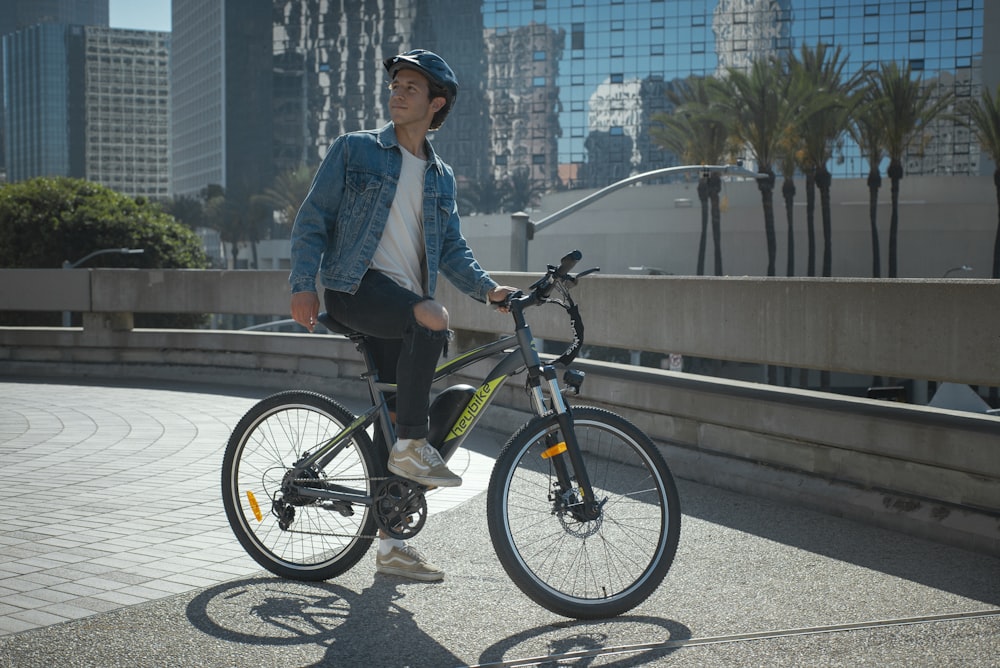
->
[373, 477, 428, 540]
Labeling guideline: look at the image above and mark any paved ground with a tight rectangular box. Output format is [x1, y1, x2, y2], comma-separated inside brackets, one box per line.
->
[0, 378, 998, 667]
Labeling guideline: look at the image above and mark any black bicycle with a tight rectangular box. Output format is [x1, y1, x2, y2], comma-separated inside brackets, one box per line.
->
[222, 250, 681, 619]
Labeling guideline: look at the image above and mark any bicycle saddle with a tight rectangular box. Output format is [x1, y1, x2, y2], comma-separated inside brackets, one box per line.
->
[316, 311, 358, 336]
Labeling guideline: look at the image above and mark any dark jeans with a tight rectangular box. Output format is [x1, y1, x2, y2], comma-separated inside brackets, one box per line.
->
[324, 270, 448, 440]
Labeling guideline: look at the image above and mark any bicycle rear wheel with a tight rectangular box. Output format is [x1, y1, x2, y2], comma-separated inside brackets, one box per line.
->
[222, 391, 381, 581]
[487, 407, 681, 619]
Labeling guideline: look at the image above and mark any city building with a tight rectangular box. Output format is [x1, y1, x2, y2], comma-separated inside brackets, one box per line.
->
[2, 23, 171, 198]
[171, 0, 274, 200]
[80, 27, 171, 199]
[0, 0, 109, 182]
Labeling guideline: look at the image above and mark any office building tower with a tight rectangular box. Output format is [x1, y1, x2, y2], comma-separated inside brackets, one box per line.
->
[81, 27, 171, 198]
[171, 0, 273, 200]
[2, 22, 170, 198]
[0, 0, 109, 180]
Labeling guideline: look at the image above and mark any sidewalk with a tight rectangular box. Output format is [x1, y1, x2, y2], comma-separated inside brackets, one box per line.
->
[0, 378, 998, 667]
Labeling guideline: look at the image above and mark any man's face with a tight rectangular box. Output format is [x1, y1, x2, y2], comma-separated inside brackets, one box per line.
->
[388, 68, 445, 130]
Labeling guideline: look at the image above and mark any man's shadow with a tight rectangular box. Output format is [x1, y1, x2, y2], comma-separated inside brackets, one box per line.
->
[186, 576, 462, 666]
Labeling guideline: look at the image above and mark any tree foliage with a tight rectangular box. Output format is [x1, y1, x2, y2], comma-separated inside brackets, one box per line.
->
[0, 177, 208, 326]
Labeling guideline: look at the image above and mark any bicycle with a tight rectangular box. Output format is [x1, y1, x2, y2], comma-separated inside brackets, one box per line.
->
[222, 250, 681, 619]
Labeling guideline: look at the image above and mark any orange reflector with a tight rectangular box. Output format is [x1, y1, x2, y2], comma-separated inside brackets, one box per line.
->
[541, 442, 567, 459]
[247, 490, 263, 522]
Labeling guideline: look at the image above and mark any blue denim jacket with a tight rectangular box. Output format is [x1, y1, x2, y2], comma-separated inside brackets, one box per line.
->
[289, 123, 497, 302]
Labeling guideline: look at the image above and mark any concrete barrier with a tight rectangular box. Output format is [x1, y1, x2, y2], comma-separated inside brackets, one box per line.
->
[1, 268, 998, 556]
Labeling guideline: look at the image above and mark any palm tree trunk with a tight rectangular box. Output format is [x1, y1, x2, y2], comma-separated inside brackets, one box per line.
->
[757, 168, 777, 277]
[817, 166, 833, 277]
[888, 161, 903, 278]
[782, 176, 796, 276]
[805, 169, 817, 276]
[867, 169, 882, 278]
[709, 172, 723, 275]
[697, 177, 709, 276]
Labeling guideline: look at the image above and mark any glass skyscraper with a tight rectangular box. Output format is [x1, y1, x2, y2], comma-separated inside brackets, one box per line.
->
[254, 0, 990, 203]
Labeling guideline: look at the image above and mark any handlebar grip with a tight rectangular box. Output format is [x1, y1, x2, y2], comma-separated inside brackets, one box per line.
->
[555, 250, 582, 277]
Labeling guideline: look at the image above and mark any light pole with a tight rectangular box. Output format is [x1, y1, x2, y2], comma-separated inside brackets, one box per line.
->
[62, 248, 145, 326]
[510, 164, 767, 271]
[942, 264, 973, 278]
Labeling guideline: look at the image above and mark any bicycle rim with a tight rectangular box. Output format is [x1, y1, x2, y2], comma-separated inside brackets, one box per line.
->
[489, 408, 680, 618]
[222, 392, 378, 580]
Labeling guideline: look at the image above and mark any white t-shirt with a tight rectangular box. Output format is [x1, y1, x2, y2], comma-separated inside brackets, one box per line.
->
[371, 146, 427, 294]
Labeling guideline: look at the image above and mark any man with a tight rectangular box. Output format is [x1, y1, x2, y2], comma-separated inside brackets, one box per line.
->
[288, 49, 515, 581]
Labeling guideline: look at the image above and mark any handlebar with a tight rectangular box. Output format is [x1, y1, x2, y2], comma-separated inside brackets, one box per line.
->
[504, 250, 599, 367]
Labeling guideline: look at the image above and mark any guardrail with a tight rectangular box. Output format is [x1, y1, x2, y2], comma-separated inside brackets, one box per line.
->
[1, 268, 998, 556]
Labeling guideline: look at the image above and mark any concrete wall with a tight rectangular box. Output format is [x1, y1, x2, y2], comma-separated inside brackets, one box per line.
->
[460, 175, 999, 278]
[2, 268, 998, 556]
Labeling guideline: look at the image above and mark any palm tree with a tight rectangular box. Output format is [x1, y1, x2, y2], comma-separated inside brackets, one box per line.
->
[720, 56, 802, 276]
[502, 168, 546, 214]
[650, 75, 730, 275]
[787, 44, 860, 277]
[960, 84, 1000, 279]
[866, 62, 954, 277]
[253, 164, 315, 226]
[459, 175, 506, 214]
[848, 78, 888, 278]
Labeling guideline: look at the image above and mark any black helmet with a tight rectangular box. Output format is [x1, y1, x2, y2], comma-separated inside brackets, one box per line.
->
[384, 49, 458, 129]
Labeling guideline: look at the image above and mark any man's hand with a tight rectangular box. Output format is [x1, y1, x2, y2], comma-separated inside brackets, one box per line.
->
[488, 285, 518, 314]
[291, 291, 320, 332]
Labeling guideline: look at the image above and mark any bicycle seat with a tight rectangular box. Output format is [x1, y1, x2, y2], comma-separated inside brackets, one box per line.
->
[316, 311, 359, 336]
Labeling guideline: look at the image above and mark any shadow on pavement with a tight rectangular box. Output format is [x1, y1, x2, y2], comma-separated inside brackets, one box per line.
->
[186, 576, 463, 666]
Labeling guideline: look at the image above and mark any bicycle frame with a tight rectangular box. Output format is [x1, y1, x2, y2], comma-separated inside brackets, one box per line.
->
[287, 255, 600, 520]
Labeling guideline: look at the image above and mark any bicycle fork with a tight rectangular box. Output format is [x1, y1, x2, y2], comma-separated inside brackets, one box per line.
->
[531, 364, 603, 523]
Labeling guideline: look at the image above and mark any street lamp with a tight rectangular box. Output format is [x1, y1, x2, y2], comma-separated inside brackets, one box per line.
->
[62, 248, 145, 326]
[942, 264, 973, 278]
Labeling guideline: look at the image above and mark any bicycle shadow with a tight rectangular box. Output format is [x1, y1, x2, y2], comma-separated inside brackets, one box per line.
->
[475, 616, 692, 667]
[185, 576, 462, 666]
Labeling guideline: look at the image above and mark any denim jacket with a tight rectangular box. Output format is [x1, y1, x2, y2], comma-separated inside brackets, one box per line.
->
[289, 123, 497, 302]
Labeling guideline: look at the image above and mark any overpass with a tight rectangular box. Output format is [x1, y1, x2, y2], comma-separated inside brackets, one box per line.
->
[1, 267, 998, 557]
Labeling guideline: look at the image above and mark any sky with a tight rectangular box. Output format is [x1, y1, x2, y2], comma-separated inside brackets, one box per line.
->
[109, 0, 172, 32]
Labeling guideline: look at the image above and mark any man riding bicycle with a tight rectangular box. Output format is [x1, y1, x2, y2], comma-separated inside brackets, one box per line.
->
[288, 49, 515, 581]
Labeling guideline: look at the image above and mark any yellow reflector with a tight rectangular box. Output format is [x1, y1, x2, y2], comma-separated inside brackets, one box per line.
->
[247, 490, 263, 522]
[541, 442, 567, 459]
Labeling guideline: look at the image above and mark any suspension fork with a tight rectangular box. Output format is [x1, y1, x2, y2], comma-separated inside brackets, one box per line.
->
[539, 365, 601, 522]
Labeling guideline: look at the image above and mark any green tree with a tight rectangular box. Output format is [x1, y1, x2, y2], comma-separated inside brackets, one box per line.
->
[459, 175, 507, 214]
[866, 62, 953, 277]
[960, 83, 1000, 278]
[502, 168, 546, 213]
[848, 79, 888, 278]
[0, 177, 207, 326]
[253, 164, 315, 226]
[787, 44, 860, 277]
[651, 75, 731, 275]
[720, 56, 803, 276]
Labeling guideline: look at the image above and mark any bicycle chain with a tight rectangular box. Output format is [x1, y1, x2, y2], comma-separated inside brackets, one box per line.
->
[281, 475, 421, 540]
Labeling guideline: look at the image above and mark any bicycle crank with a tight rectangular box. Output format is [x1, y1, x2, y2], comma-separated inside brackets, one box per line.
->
[373, 477, 428, 540]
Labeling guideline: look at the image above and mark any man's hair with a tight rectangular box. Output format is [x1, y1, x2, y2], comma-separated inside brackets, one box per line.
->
[426, 79, 452, 131]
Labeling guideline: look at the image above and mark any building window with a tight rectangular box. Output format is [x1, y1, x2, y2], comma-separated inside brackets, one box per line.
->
[864, 4, 879, 15]
[571, 23, 585, 50]
[610, 73, 624, 84]
[911, 58, 924, 70]
[610, 126, 624, 136]
[910, 30, 924, 42]
[864, 33, 878, 44]
[533, 76, 545, 86]
[820, 7, 835, 19]
[532, 153, 546, 164]
[957, 27, 972, 39]
[910, 1, 925, 11]
[692, 42, 705, 53]
[533, 50, 545, 61]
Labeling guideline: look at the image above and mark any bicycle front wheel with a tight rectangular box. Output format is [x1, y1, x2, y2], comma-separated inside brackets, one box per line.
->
[487, 407, 681, 619]
[222, 391, 381, 581]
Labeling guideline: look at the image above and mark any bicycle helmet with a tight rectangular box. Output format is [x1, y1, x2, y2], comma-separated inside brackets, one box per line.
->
[384, 49, 458, 129]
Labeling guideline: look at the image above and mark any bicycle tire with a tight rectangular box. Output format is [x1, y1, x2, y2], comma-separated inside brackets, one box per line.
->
[222, 391, 381, 581]
[486, 407, 681, 619]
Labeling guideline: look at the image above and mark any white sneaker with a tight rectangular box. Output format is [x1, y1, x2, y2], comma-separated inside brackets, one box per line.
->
[387, 438, 462, 487]
[376, 544, 444, 581]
